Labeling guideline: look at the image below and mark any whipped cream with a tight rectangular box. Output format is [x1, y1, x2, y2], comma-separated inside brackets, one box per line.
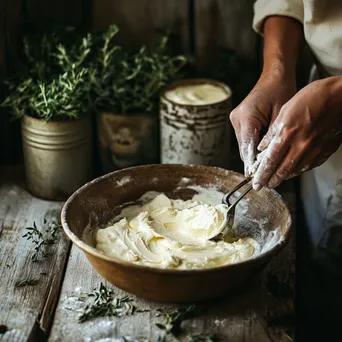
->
[164, 83, 230, 105]
[95, 192, 259, 269]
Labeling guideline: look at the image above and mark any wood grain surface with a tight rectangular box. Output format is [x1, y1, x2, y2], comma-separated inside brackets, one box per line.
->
[0, 166, 295, 342]
[0, 167, 70, 342]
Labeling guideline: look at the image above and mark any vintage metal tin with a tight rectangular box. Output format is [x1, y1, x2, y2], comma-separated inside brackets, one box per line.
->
[21, 114, 92, 200]
[160, 78, 232, 167]
[97, 112, 159, 173]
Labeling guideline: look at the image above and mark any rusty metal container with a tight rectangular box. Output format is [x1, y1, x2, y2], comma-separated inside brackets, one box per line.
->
[21, 114, 92, 200]
[160, 79, 232, 168]
[97, 112, 159, 173]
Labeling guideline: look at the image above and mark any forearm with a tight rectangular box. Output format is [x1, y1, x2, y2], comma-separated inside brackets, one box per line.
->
[326, 76, 342, 108]
[262, 16, 305, 77]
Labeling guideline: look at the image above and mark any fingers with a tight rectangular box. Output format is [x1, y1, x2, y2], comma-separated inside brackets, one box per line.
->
[267, 143, 337, 185]
[258, 121, 285, 152]
[266, 149, 302, 188]
[230, 107, 263, 177]
[240, 122, 262, 177]
[252, 134, 289, 191]
[292, 144, 338, 175]
[257, 127, 275, 152]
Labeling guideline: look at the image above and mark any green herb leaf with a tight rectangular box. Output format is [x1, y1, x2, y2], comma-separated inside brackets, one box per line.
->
[156, 304, 197, 335]
[22, 219, 61, 261]
[78, 282, 136, 323]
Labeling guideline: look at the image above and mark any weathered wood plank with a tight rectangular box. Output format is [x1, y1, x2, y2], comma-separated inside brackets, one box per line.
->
[49, 179, 295, 342]
[195, 0, 256, 67]
[92, 0, 190, 52]
[49, 246, 277, 342]
[0, 167, 71, 342]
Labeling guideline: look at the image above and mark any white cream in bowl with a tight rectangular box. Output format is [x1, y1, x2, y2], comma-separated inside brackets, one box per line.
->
[95, 190, 259, 270]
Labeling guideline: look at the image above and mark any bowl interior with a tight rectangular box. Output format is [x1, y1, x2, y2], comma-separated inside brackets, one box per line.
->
[62, 164, 291, 265]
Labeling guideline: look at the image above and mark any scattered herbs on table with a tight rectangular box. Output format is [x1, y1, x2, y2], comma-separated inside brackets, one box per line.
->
[78, 282, 136, 323]
[22, 219, 61, 261]
[156, 305, 197, 341]
[15, 277, 39, 287]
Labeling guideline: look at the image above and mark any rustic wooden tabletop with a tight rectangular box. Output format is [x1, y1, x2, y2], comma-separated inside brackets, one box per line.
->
[0, 164, 296, 342]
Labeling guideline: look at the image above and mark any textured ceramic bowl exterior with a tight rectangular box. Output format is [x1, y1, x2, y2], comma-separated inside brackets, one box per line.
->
[22, 115, 92, 200]
[61, 164, 292, 302]
[160, 79, 232, 168]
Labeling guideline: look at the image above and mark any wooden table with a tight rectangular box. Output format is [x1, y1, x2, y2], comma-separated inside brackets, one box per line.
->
[0, 165, 295, 342]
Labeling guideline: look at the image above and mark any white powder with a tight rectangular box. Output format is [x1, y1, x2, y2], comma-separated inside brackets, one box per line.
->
[116, 176, 131, 186]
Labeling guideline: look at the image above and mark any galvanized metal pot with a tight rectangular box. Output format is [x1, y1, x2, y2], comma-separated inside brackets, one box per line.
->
[97, 112, 159, 174]
[160, 78, 232, 168]
[21, 114, 92, 200]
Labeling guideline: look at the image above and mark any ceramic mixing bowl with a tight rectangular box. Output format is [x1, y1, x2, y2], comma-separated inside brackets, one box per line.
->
[61, 164, 292, 302]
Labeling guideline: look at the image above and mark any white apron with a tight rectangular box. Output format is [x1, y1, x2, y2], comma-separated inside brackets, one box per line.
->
[301, 65, 342, 253]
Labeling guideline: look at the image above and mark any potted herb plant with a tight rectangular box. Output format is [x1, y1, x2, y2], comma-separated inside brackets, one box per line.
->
[1, 28, 93, 200]
[88, 25, 190, 173]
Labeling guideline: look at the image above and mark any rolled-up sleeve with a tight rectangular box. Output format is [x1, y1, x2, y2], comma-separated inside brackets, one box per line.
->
[253, 0, 304, 35]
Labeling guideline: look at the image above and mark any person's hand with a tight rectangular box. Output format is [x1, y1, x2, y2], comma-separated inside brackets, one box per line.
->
[230, 69, 296, 176]
[252, 76, 342, 191]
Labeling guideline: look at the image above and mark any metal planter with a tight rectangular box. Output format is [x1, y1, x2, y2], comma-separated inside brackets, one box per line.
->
[21, 114, 92, 200]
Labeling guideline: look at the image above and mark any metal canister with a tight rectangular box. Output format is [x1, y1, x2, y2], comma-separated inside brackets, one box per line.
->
[160, 78, 232, 167]
[21, 114, 92, 200]
[97, 112, 159, 173]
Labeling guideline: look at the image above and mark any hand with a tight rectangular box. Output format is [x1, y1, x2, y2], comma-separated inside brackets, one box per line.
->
[252, 76, 342, 191]
[230, 69, 296, 176]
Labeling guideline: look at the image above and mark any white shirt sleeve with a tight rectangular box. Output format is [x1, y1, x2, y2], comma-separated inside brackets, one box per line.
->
[253, 0, 304, 35]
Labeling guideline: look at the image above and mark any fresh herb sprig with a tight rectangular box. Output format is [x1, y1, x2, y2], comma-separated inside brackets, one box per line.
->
[22, 219, 60, 261]
[89, 25, 191, 114]
[15, 277, 39, 287]
[78, 282, 136, 323]
[156, 305, 197, 340]
[1, 28, 92, 121]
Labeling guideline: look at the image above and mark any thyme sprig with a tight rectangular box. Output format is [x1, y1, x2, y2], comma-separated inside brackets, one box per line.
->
[156, 305, 197, 340]
[22, 219, 60, 261]
[15, 277, 39, 287]
[1, 25, 190, 121]
[89, 26, 190, 114]
[78, 282, 136, 323]
[1, 27, 92, 121]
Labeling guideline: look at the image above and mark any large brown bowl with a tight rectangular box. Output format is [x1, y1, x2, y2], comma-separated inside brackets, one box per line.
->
[61, 164, 292, 302]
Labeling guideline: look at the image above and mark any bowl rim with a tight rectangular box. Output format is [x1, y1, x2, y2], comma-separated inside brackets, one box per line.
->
[61, 164, 293, 275]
